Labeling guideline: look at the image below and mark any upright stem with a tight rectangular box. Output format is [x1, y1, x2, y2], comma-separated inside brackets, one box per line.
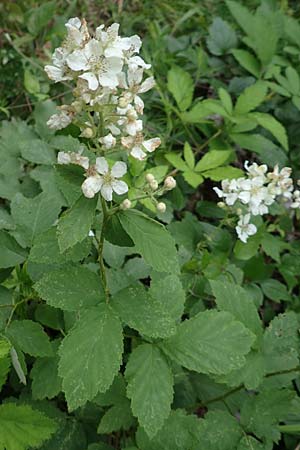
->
[98, 197, 110, 303]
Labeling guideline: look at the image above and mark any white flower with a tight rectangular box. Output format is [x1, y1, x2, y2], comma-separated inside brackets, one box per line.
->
[95, 23, 134, 59]
[45, 48, 72, 82]
[57, 150, 89, 170]
[66, 39, 123, 90]
[121, 133, 161, 160]
[64, 17, 90, 48]
[99, 133, 116, 149]
[117, 105, 143, 136]
[47, 111, 72, 130]
[236, 214, 257, 243]
[291, 190, 300, 209]
[81, 157, 128, 200]
[119, 68, 155, 113]
[244, 161, 267, 182]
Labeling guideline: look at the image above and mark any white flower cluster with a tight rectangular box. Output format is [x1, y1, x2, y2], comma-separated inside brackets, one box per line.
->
[45, 18, 161, 160]
[214, 161, 299, 242]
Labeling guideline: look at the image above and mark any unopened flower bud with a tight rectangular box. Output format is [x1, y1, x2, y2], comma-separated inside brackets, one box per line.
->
[217, 201, 226, 208]
[236, 208, 242, 216]
[81, 127, 93, 138]
[121, 199, 132, 210]
[157, 202, 166, 213]
[164, 176, 176, 190]
[71, 101, 82, 113]
[146, 173, 155, 183]
[150, 180, 158, 190]
[118, 96, 129, 108]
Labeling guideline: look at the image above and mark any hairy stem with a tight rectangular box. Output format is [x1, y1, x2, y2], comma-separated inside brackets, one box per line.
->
[98, 197, 110, 303]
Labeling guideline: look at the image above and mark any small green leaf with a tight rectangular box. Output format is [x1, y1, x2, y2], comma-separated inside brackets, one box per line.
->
[235, 82, 268, 115]
[6, 320, 53, 357]
[183, 142, 195, 169]
[97, 400, 134, 434]
[207, 17, 238, 56]
[218, 88, 233, 114]
[251, 112, 288, 150]
[30, 342, 62, 400]
[195, 149, 232, 172]
[167, 66, 194, 111]
[285, 66, 300, 95]
[126, 344, 173, 438]
[203, 166, 244, 181]
[57, 195, 97, 252]
[165, 154, 189, 171]
[182, 170, 204, 188]
[260, 279, 291, 303]
[119, 210, 179, 274]
[0, 231, 27, 268]
[231, 49, 261, 78]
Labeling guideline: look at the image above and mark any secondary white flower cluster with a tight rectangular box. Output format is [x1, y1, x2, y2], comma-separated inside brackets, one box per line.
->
[214, 161, 299, 242]
[45, 17, 161, 160]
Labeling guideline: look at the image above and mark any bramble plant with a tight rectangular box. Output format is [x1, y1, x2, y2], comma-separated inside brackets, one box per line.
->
[1, 2, 300, 450]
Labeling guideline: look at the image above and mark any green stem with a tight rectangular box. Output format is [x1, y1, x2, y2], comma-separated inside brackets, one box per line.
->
[98, 197, 110, 303]
[195, 128, 222, 154]
[188, 366, 300, 412]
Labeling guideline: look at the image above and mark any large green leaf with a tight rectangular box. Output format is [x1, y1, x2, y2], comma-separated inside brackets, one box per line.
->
[111, 284, 176, 339]
[6, 320, 53, 357]
[167, 66, 194, 111]
[251, 112, 288, 150]
[34, 265, 103, 311]
[161, 310, 254, 375]
[149, 274, 185, 322]
[126, 344, 174, 437]
[11, 193, 62, 246]
[119, 210, 179, 274]
[58, 305, 123, 410]
[210, 280, 262, 337]
[57, 195, 97, 252]
[0, 403, 57, 450]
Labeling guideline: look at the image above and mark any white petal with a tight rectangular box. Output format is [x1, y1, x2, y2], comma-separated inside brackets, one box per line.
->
[127, 35, 142, 53]
[247, 224, 257, 236]
[213, 187, 224, 198]
[57, 152, 71, 165]
[66, 50, 88, 71]
[238, 191, 251, 204]
[79, 72, 99, 90]
[128, 56, 151, 69]
[107, 57, 123, 73]
[98, 72, 119, 88]
[138, 76, 155, 93]
[134, 95, 144, 114]
[111, 161, 127, 178]
[65, 17, 81, 29]
[142, 137, 161, 153]
[101, 184, 113, 201]
[81, 175, 103, 198]
[44, 65, 64, 82]
[112, 180, 128, 195]
[126, 119, 143, 136]
[128, 68, 143, 86]
[84, 39, 103, 58]
[95, 157, 109, 175]
[131, 146, 146, 160]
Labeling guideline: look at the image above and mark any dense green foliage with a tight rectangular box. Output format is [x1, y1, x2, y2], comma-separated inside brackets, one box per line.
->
[1, 1, 300, 449]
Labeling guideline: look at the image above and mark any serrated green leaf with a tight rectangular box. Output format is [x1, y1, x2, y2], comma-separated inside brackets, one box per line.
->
[235, 82, 268, 115]
[119, 210, 179, 274]
[260, 279, 291, 303]
[97, 400, 134, 434]
[167, 66, 194, 111]
[165, 153, 189, 171]
[241, 389, 294, 442]
[198, 410, 242, 450]
[181, 102, 212, 123]
[30, 342, 62, 400]
[0, 356, 10, 391]
[57, 195, 97, 252]
[126, 344, 173, 437]
[0, 231, 27, 268]
[162, 310, 254, 375]
[20, 139, 56, 165]
[218, 88, 233, 114]
[149, 274, 185, 322]
[203, 166, 244, 181]
[29, 228, 91, 265]
[210, 280, 262, 337]
[6, 320, 53, 357]
[195, 149, 232, 172]
[0, 403, 57, 450]
[34, 265, 103, 311]
[237, 436, 266, 450]
[11, 193, 61, 246]
[231, 49, 261, 78]
[207, 17, 237, 56]
[251, 112, 288, 150]
[136, 410, 201, 450]
[58, 305, 123, 410]
[111, 284, 176, 339]
[182, 170, 204, 188]
[183, 142, 195, 169]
